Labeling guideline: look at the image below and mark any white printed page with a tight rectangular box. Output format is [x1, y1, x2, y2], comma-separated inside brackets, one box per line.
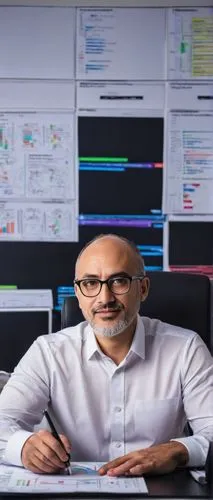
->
[0, 81, 75, 111]
[167, 7, 213, 80]
[77, 81, 165, 111]
[164, 84, 213, 215]
[0, 112, 78, 242]
[0, 7, 75, 79]
[76, 8, 165, 80]
[166, 82, 213, 111]
[164, 110, 213, 214]
[0, 463, 148, 494]
[0, 201, 77, 242]
[0, 289, 53, 308]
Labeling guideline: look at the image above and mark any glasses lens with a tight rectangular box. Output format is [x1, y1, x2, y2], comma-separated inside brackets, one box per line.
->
[109, 277, 130, 294]
[80, 279, 101, 297]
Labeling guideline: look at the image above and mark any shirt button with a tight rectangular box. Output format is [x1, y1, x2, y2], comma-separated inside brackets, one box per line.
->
[115, 407, 122, 412]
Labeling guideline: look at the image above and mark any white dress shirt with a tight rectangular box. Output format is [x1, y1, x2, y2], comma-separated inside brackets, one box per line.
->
[0, 315, 212, 468]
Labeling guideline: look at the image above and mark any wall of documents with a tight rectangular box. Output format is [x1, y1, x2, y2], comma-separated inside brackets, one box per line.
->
[0, 3, 212, 306]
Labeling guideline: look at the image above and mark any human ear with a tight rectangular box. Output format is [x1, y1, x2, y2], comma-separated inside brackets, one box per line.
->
[74, 284, 84, 312]
[140, 277, 150, 302]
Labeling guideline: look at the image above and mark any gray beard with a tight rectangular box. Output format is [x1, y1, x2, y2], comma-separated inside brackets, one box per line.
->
[92, 319, 129, 338]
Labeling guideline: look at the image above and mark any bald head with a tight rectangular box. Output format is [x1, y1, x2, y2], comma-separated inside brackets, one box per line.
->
[75, 234, 145, 277]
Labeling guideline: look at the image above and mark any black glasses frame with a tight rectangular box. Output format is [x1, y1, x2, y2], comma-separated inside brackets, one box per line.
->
[74, 274, 145, 297]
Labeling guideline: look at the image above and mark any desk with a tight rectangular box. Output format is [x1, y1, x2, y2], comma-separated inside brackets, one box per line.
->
[147, 469, 210, 497]
[0, 469, 211, 499]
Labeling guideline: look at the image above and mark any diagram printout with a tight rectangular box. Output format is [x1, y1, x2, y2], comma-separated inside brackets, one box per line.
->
[0, 112, 77, 241]
[0, 463, 148, 494]
[165, 109, 213, 214]
[164, 83, 213, 214]
[167, 7, 213, 79]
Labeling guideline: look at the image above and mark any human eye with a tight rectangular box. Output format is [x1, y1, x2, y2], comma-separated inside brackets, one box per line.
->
[81, 279, 99, 290]
[111, 276, 128, 288]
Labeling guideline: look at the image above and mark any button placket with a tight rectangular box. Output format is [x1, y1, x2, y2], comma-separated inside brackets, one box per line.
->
[109, 369, 125, 459]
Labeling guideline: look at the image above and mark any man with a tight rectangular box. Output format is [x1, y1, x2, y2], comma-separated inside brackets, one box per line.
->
[0, 234, 212, 476]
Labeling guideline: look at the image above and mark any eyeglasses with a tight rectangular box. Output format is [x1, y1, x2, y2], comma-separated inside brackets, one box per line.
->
[74, 275, 145, 297]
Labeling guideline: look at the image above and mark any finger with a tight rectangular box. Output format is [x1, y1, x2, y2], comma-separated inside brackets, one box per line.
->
[30, 452, 60, 474]
[129, 458, 159, 476]
[37, 430, 69, 462]
[58, 434, 71, 455]
[22, 446, 61, 474]
[24, 461, 48, 474]
[27, 453, 62, 474]
[33, 447, 66, 471]
[106, 458, 137, 476]
[98, 455, 130, 475]
[22, 432, 68, 470]
[34, 440, 67, 468]
[129, 464, 145, 476]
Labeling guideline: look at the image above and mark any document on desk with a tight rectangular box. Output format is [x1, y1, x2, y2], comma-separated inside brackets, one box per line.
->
[0, 462, 148, 494]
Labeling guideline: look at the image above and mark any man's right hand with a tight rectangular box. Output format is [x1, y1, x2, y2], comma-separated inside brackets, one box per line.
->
[21, 429, 71, 474]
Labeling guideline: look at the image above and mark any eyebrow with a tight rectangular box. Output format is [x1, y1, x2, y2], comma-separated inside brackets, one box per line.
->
[78, 274, 99, 280]
[78, 272, 130, 280]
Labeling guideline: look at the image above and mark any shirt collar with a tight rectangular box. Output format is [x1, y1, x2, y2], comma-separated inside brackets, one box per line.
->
[85, 324, 103, 360]
[85, 315, 145, 361]
[129, 315, 145, 360]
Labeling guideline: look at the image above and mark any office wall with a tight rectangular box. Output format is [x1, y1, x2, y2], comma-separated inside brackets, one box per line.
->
[0, 1, 212, 370]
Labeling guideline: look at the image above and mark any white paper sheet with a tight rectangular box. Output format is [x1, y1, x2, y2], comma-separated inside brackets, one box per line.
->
[164, 109, 213, 214]
[0, 289, 53, 309]
[0, 111, 78, 242]
[167, 7, 213, 80]
[76, 8, 165, 80]
[0, 462, 148, 494]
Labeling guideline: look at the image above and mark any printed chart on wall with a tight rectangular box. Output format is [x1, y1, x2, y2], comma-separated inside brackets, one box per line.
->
[167, 7, 213, 80]
[0, 111, 78, 241]
[164, 82, 213, 214]
[76, 7, 165, 80]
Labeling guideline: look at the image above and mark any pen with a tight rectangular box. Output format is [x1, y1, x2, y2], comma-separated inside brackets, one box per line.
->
[43, 410, 72, 475]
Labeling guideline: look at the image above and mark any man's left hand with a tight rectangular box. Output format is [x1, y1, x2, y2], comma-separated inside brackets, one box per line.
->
[98, 442, 189, 476]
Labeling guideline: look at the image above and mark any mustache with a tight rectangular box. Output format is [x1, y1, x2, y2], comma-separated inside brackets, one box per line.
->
[92, 302, 123, 314]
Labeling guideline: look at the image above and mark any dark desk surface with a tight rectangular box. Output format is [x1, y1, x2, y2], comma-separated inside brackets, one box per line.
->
[146, 468, 210, 497]
[0, 469, 211, 499]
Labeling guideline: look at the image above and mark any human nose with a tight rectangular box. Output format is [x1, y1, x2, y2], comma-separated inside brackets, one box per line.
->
[98, 281, 115, 302]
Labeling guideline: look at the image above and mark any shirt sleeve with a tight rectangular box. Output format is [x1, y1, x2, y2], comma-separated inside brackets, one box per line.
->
[172, 333, 213, 467]
[0, 336, 51, 466]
